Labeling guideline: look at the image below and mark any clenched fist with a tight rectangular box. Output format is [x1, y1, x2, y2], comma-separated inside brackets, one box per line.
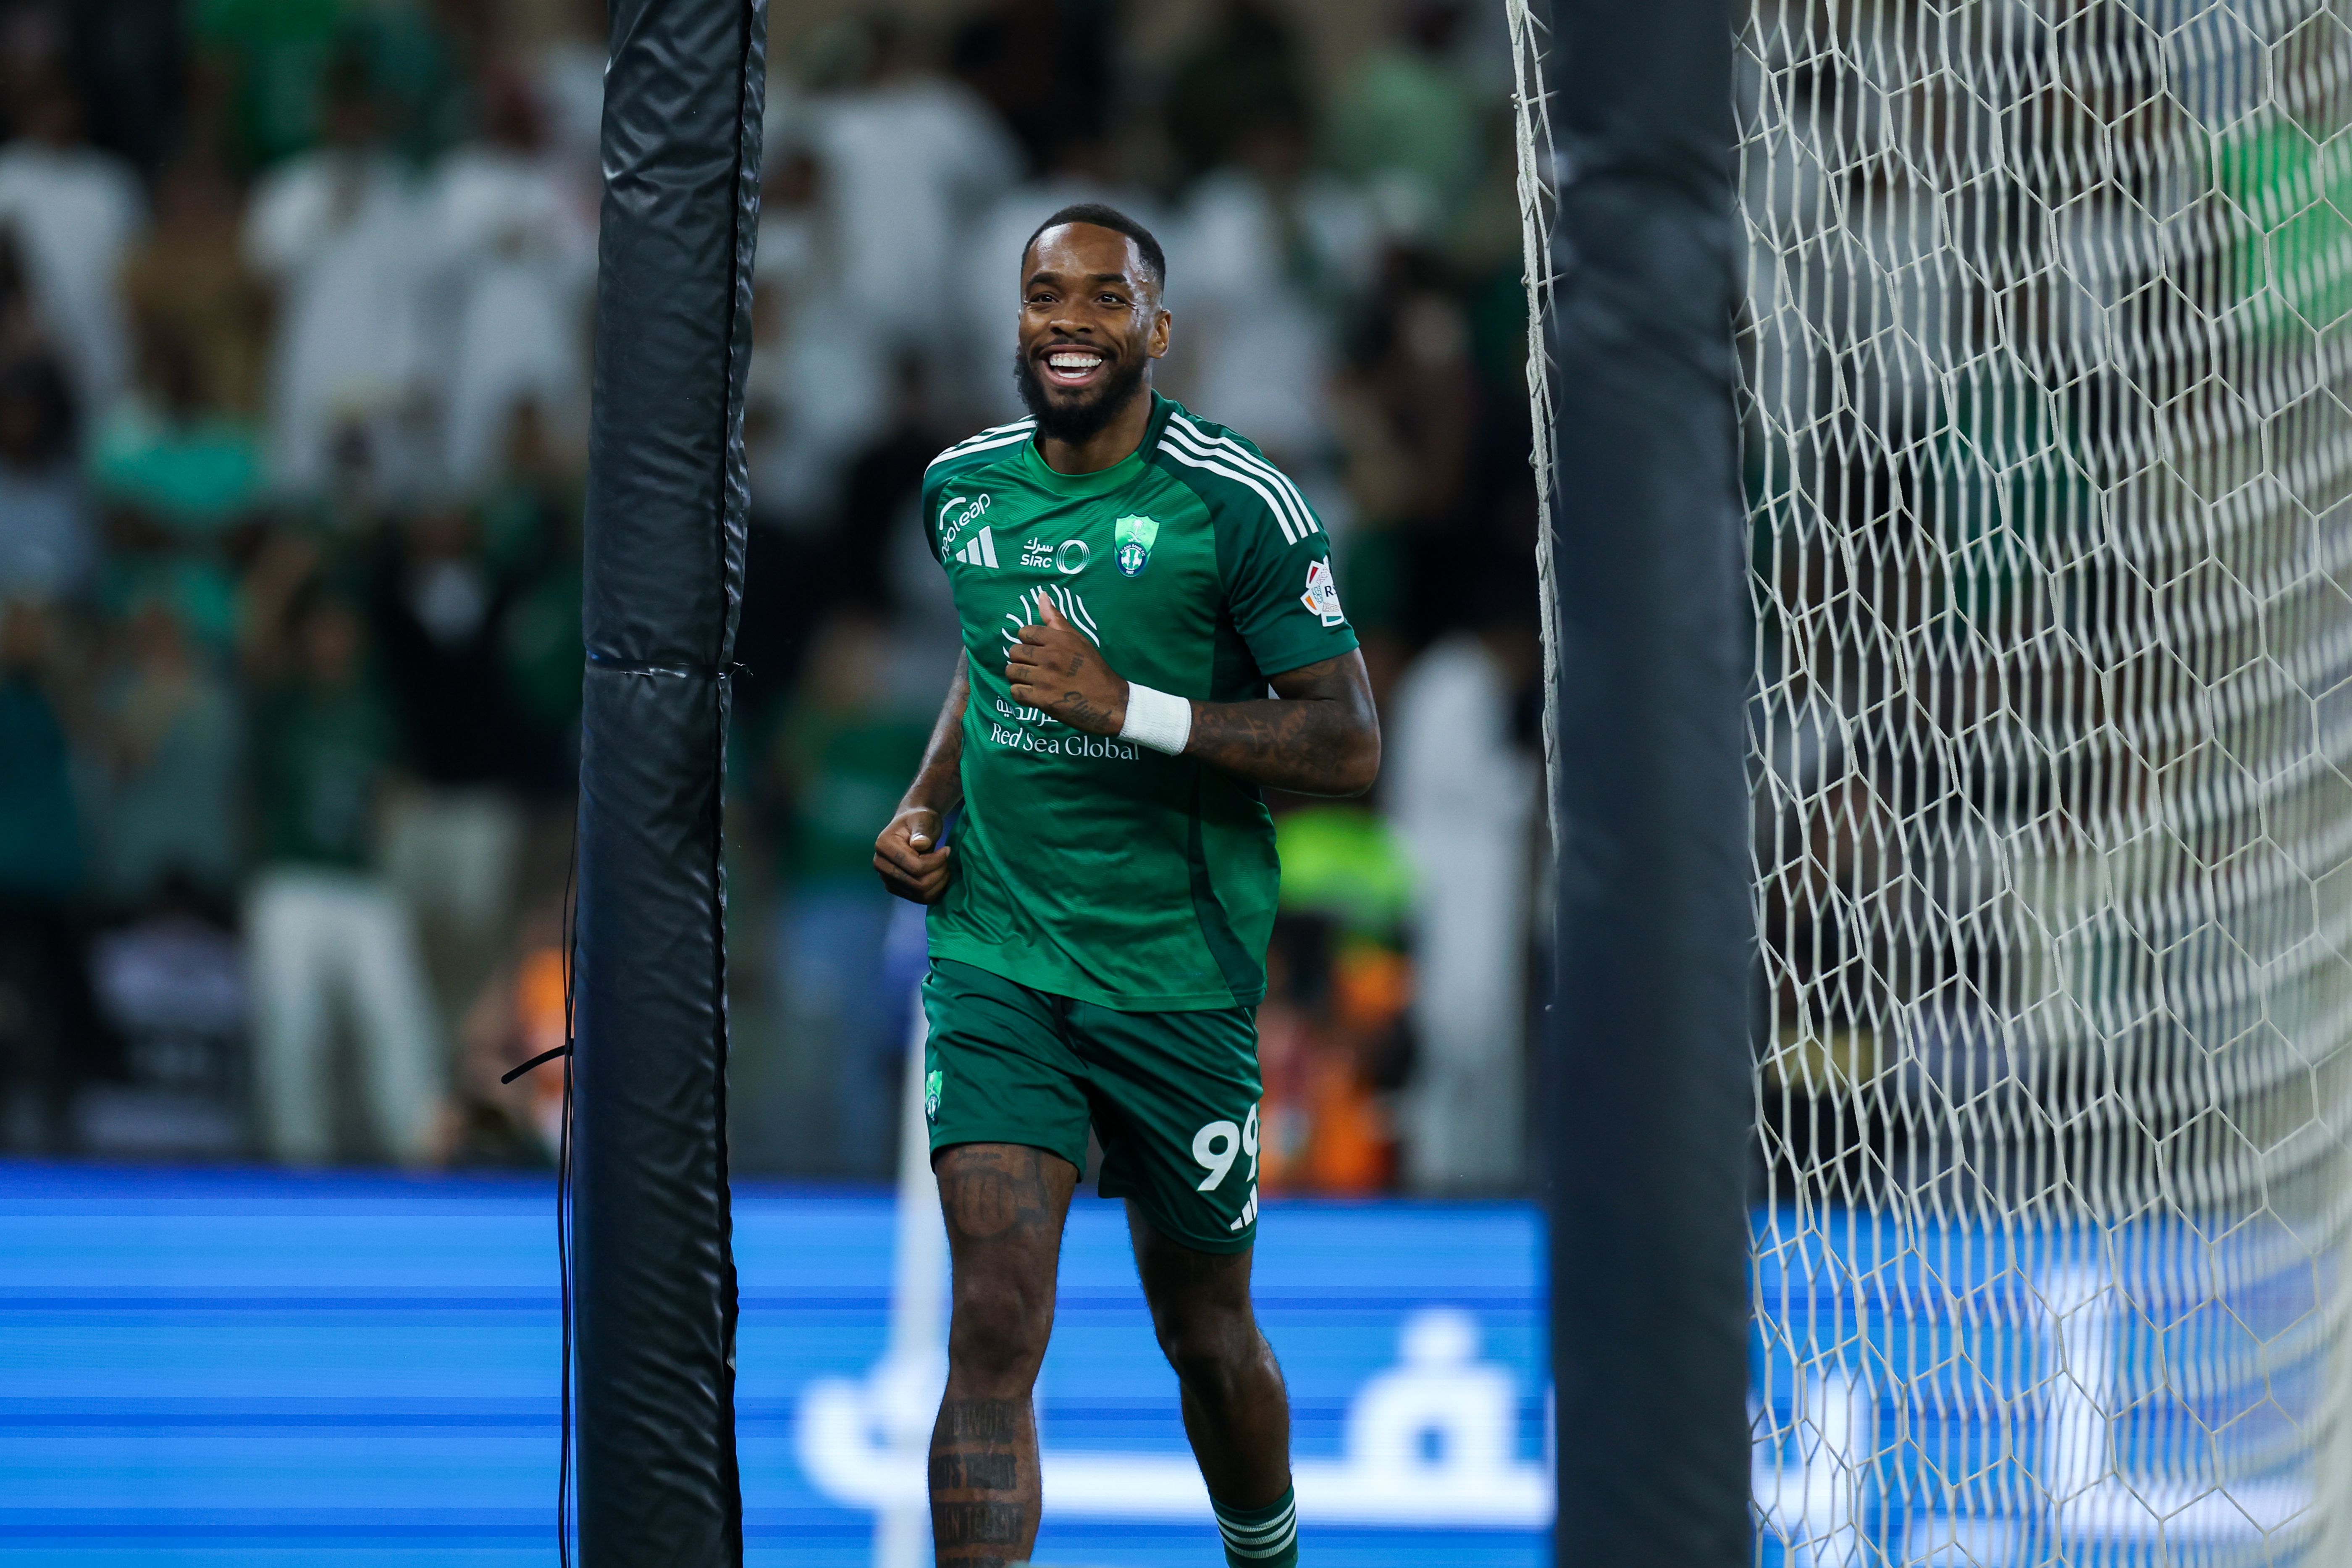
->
[874, 806, 953, 904]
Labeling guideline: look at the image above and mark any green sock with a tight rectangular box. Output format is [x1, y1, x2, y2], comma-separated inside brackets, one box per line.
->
[1213, 1484, 1298, 1567]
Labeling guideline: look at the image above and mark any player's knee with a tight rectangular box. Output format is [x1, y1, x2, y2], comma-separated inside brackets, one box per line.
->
[1152, 1302, 1258, 1398]
[948, 1274, 1053, 1388]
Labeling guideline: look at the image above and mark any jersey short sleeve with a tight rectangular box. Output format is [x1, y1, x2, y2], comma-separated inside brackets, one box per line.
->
[921, 419, 1035, 567]
[1215, 471, 1360, 679]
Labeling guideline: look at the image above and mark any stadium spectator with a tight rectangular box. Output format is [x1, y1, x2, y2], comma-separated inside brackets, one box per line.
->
[241, 540, 444, 1165]
[89, 311, 267, 539]
[1161, 0, 1310, 185]
[804, 15, 1020, 357]
[763, 612, 934, 1177]
[745, 144, 882, 533]
[244, 55, 434, 501]
[0, 597, 89, 1150]
[191, 0, 463, 173]
[1171, 107, 1373, 462]
[472, 400, 584, 796]
[188, 0, 345, 172]
[1323, 1, 1483, 240]
[340, 0, 470, 168]
[948, 0, 1114, 172]
[44, 0, 189, 177]
[738, 144, 885, 724]
[368, 504, 533, 1034]
[86, 593, 243, 909]
[0, 73, 144, 418]
[1386, 625, 1539, 1193]
[0, 350, 90, 604]
[528, 0, 609, 186]
[1328, 247, 1477, 656]
[835, 354, 950, 617]
[423, 67, 594, 492]
[0, 226, 44, 362]
[117, 153, 273, 424]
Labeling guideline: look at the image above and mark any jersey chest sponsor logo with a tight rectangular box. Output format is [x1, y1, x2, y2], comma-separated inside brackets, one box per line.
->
[1114, 514, 1159, 577]
[1000, 584, 1099, 649]
[985, 720, 1141, 761]
[939, 494, 994, 563]
[1021, 536, 1091, 575]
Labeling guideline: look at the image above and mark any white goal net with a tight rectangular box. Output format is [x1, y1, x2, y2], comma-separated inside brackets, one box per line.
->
[1519, 0, 2352, 1562]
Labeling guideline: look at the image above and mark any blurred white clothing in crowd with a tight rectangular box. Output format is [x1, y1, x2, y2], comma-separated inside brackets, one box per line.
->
[247, 152, 433, 499]
[1172, 162, 1372, 460]
[0, 129, 144, 417]
[247, 866, 445, 1166]
[1387, 633, 1537, 1192]
[0, 459, 92, 602]
[533, 36, 607, 177]
[424, 144, 596, 489]
[806, 72, 1020, 354]
[744, 152, 885, 526]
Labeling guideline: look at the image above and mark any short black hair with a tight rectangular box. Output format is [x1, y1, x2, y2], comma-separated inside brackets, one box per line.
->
[1021, 202, 1166, 294]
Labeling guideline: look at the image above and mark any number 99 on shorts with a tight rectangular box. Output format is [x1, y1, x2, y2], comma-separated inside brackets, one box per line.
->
[1194, 1106, 1261, 1234]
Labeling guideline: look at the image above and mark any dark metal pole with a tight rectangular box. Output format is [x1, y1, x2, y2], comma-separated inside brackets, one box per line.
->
[1538, 0, 1752, 1563]
[574, 0, 765, 1560]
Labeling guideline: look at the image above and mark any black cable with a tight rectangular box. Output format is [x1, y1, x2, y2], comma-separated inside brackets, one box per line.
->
[556, 829, 579, 1568]
[501, 1042, 573, 1085]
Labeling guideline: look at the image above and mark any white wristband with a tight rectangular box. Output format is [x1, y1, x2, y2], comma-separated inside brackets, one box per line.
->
[1119, 682, 1193, 756]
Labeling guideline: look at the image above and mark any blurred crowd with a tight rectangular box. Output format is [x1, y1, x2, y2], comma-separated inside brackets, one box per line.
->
[0, 0, 1544, 1194]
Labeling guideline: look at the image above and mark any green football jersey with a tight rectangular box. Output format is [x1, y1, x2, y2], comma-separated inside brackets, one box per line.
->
[922, 393, 1359, 1011]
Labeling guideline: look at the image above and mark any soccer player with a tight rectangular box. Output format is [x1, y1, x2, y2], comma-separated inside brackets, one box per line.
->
[873, 203, 1380, 1568]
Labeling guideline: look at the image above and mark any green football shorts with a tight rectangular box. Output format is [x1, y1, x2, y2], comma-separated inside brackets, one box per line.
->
[919, 957, 1263, 1254]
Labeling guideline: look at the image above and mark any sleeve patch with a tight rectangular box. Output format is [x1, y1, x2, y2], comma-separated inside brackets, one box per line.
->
[1301, 559, 1347, 627]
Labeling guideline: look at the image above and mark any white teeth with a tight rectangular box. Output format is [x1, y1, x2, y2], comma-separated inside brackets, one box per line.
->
[1049, 353, 1102, 372]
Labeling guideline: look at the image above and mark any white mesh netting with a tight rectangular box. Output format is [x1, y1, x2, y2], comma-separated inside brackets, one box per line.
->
[1516, 1, 2352, 1561]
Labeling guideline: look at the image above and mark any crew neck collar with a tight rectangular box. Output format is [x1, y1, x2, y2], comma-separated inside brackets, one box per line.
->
[1021, 393, 1172, 495]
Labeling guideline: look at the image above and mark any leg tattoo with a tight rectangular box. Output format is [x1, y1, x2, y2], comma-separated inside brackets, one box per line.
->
[928, 1144, 1077, 1566]
[929, 1396, 1034, 1566]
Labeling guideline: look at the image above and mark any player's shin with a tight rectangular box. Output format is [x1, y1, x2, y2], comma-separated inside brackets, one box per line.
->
[928, 1393, 1040, 1567]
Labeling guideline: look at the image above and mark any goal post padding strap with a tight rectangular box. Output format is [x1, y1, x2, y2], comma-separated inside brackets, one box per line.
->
[575, 0, 764, 1562]
[1537, 0, 1752, 1563]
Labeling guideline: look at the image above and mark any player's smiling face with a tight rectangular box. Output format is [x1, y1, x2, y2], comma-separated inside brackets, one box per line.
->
[1014, 223, 1171, 442]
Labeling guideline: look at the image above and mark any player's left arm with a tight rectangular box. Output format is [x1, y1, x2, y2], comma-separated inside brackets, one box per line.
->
[1008, 601, 1380, 797]
[1173, 650, 1379, 796]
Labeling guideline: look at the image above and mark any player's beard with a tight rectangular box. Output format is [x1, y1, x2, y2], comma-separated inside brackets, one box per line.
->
[1013, 342, 1148, 444]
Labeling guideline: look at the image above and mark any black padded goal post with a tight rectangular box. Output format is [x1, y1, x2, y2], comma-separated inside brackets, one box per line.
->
[573, 0, 765, 1563]
[1519, 0, 1755, 1563]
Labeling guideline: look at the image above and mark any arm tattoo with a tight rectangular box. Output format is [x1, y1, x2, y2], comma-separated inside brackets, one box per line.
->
[1184, 651, 1383, 797]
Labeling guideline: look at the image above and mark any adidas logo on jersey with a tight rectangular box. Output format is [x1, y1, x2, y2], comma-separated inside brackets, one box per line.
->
[953, 526, 1000, 568]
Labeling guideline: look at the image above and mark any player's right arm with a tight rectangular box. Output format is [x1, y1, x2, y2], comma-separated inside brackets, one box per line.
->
[874, 650, 969, 904]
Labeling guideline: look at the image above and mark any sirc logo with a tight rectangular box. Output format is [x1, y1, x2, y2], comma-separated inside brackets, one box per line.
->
[1022, 537, 1091, 574]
